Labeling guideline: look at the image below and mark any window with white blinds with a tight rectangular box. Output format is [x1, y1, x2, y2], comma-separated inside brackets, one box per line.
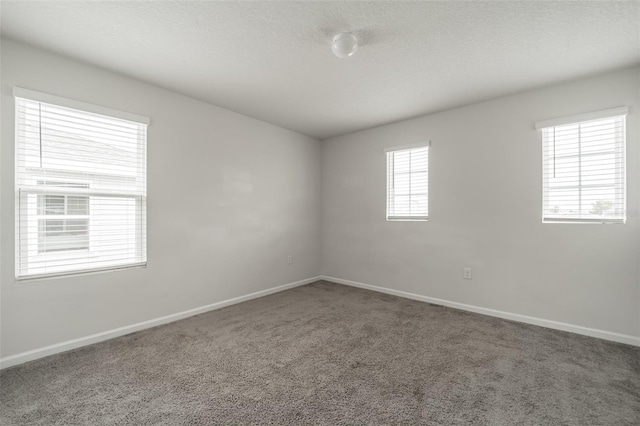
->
[15, 88, 148, 279]
[536, 107, 627, 224]
[386, 142, 429, 221]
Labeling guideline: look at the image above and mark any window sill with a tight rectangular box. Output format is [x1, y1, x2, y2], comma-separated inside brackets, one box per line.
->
[386, 217, 429, 222]
[542, 218, 625, 224]
[16, 262, 147, 283]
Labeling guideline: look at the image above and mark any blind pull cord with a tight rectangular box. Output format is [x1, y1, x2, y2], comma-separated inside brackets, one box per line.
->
[38, 102, 43, 169]
[553, 126, 556, 178]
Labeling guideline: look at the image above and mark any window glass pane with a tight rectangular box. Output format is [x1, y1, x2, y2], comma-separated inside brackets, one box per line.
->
[392, 195, 410, 215]
[393, 171, 410, 195]
[65, 219, 89, 236]
[39, 219, 64, 236]
[38, 219, 89, 252]
[542, 114, 625, 223]
[551, 123, 579, 157]
[410, 170, 428, 195]
[67, 196, 89, 215]
[410, 148, 428, 171]
[545, 188, 579, 217]
[582, 187, 617, 217]
[548, 155, 579, 187]
[410, 197, 428, 217]
[37, 195, 65, 215]
[393, 151, 410, 174]
[581, 154, 617, 186]
[581, 118, 617, 154]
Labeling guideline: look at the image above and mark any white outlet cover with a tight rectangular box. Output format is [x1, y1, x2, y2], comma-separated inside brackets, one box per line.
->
[464, 268, 472, 279]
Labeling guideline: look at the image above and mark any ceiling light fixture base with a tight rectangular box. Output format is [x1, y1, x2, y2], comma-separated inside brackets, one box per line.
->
[331, 32, 358, 59]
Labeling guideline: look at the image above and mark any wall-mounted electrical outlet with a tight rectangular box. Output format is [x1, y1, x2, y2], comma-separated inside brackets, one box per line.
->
[287, 255, 293, 265]
[463, 267, 472, 280]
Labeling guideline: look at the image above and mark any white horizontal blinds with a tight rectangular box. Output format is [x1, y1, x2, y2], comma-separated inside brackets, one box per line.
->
[541, 113, 625, 223]
[16, 94, 148, 278]
[387, 145, 429, 220]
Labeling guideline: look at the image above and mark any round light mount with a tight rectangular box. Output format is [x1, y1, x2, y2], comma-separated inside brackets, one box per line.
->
[331, 32, 358, 59]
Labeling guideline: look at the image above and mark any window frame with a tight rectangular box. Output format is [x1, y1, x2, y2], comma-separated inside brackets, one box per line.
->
[385, 141, 430, 222]
[535, 107, 627, 224]
[14, 87, 150, 280]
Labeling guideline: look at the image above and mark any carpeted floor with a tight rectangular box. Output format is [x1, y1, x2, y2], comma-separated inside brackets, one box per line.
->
[1, 281, 639, 425]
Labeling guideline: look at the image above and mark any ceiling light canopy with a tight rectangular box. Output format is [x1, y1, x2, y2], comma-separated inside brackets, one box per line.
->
[331, 32, 358, 59]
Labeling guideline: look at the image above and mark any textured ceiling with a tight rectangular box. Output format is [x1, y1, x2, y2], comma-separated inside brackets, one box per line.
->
[2, 1, 639, 140]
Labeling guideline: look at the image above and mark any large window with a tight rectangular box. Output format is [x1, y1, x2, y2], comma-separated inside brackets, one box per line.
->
[536, 107, 627, 223]
[15, 88, 149, 279]
[386, 142, 430, 221]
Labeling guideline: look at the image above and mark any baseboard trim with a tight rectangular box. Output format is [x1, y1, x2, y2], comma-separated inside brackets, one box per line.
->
[0, 276, 321, 370]
[321, 275, 640, 347]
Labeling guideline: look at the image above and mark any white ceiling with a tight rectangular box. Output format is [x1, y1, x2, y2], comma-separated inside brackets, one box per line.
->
[2, 1, 639, 140]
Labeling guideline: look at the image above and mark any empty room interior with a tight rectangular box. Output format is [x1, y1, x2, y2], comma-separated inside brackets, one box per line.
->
[1, 1, 639, 425]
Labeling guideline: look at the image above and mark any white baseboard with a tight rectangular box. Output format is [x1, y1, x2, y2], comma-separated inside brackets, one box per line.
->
[0, 276, 321, 370]
[321, 275, 640, 347]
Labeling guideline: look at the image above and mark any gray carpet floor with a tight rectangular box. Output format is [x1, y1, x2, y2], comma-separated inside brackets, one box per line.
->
[1, 280, 639, 425]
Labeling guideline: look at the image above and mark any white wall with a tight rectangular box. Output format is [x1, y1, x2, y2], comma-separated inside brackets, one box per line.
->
[0, 39, 322, 359]
[1, 40, 638, 365]
[321, 67, 640, 340]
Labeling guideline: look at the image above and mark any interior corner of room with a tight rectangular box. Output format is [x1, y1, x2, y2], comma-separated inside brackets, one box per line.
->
[1, 3, 639, 379]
